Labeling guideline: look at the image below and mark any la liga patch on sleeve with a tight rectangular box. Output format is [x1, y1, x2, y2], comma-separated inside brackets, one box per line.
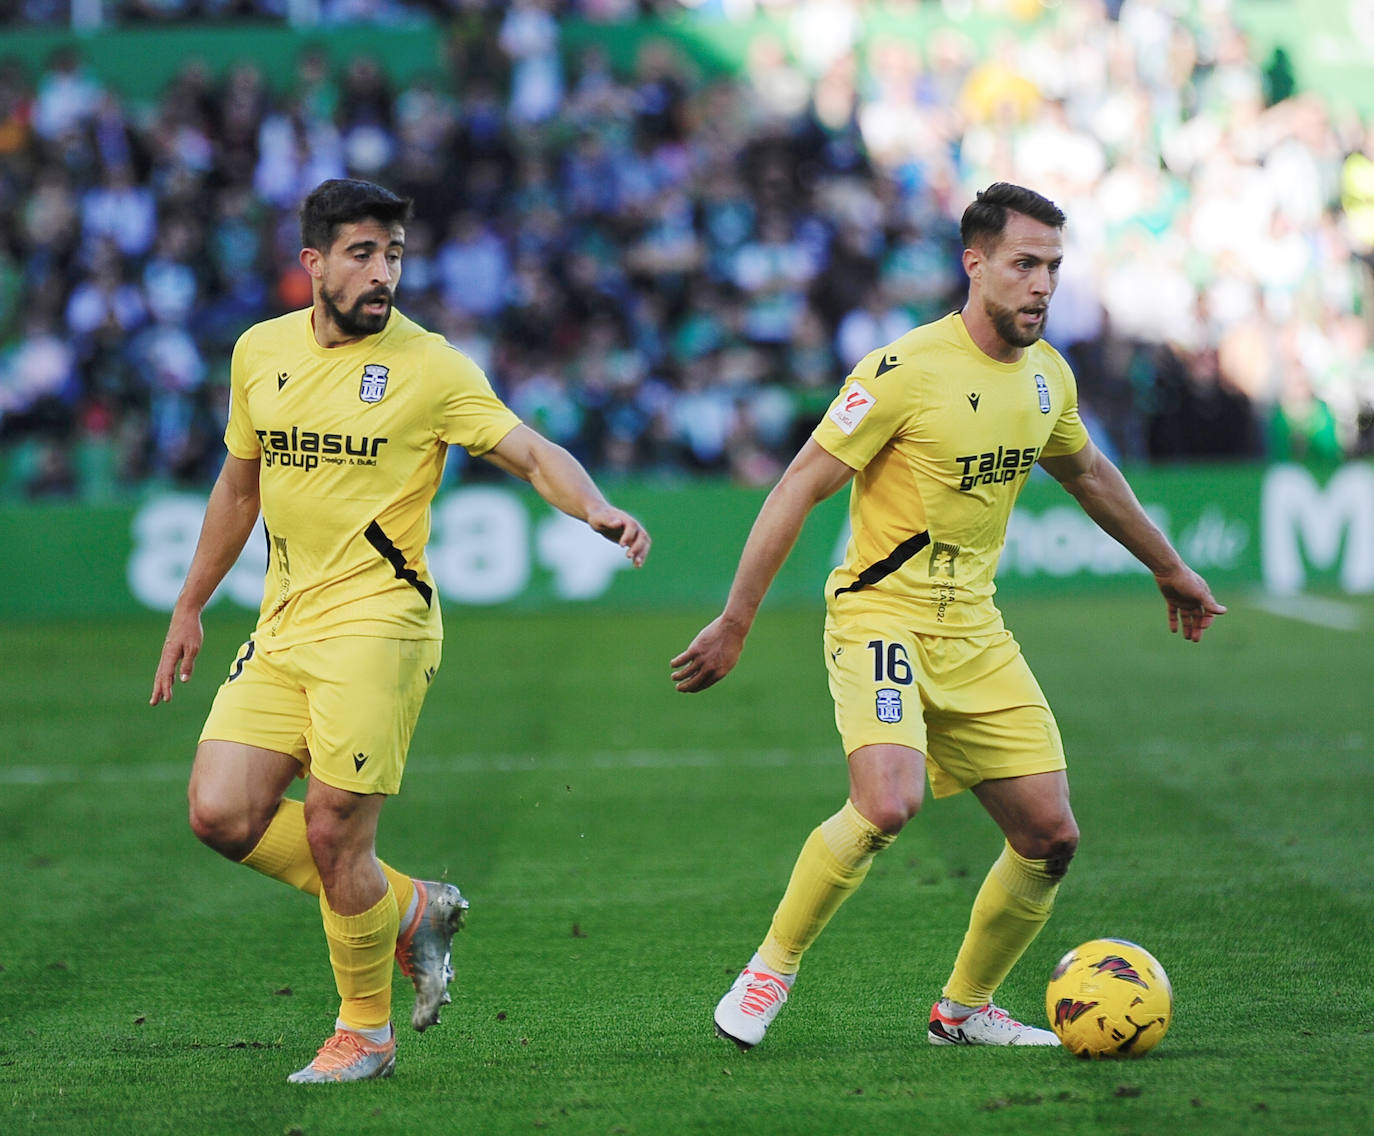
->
[828, 381, 876, 435]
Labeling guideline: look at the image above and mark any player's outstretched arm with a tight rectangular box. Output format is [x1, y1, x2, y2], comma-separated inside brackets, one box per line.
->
[672, 440, 854, 693]
[150, 455, 262, 705]
[483, 424, 650, 567]
[1039, 441, 1226, 643]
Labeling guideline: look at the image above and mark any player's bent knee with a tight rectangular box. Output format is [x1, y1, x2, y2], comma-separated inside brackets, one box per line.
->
[856, 791, 922, 835]
[1044, 836, 1078, 880]
[186, 775, 281, 860]
[187, 792, 259, 860]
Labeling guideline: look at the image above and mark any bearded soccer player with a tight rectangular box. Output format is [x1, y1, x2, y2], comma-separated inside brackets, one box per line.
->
[671, 182, 1223, 1050]
[151, 179, 650, 1083]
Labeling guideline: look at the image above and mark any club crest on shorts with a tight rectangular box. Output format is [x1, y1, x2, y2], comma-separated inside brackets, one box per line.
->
[875, 687, 903, 723]
[1034, 373, 1051, 414]
[360, 363, 390, 403]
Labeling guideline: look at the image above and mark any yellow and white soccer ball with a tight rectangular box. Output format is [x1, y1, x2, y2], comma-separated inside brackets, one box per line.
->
[1046, 938, 1173, 1058]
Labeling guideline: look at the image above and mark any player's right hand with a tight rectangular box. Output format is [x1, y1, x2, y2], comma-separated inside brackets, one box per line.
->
[670, 615, 746, 693]
[150, 607, 204, 705]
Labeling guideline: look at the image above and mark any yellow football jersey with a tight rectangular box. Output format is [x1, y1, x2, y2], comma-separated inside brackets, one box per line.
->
[225, 307, 520, 647]
[814, 312, 1089, 635]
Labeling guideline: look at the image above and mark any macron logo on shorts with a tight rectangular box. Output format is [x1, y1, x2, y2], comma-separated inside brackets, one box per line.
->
[829, 381, 876, 436]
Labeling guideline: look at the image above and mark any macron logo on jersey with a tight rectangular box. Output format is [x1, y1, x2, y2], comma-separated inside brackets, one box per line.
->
[829, 381, 876, 436]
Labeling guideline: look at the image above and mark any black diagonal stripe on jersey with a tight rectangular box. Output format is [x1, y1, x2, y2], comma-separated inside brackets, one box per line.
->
[832, 530, 931, 596]
[365, 521, 433, 608]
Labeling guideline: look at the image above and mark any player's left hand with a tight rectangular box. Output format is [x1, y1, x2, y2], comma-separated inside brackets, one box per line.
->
[588, 505, 650, 568]
[1155, 566, 1226, 643]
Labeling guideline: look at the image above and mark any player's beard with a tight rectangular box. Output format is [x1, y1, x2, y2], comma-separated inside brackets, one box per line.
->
[984, 295, 1046, 349]
[320, 284, 392, 339]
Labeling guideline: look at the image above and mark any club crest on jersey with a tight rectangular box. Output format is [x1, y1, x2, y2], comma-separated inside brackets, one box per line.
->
[829, 380, 876, 435]
[1034, 373, 1051, 414]
[360, 364, 390, 403]
[875, 688, 903, 723]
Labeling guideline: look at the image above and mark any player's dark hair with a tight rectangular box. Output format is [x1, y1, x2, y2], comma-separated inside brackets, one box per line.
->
[960, 183, 1066, 251]
[299, 179, 413, 252]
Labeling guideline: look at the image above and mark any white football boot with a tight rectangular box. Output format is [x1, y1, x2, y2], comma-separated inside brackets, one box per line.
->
[714, 967, 793, 1050]
[287, 1027, 396, 1084]
[928, 1000, 1060, 1046]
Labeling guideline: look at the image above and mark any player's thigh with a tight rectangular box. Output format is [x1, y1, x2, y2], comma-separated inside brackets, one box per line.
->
[921, 631, 1066, 800]
[189, 739, 302, 820]
[846, 742, 927, 831]
[295, 636, 442, 796]
[825, 614, 929, 758]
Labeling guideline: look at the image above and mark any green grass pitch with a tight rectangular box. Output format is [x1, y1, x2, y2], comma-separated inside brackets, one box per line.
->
[1, 590, 1370, 1135]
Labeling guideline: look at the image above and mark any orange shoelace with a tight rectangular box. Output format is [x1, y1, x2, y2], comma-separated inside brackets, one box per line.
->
[737, 971, 788, 1017]
[308, 1030, 388, 1073]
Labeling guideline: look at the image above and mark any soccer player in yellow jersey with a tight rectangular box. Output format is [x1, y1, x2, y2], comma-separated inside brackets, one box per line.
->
[150, 179, 650, 1083]
[672, 183, 1224, 1050]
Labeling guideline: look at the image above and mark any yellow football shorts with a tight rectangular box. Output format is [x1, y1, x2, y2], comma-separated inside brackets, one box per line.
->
[823, 613, 1065, 799]
[199, 635, 442, 796]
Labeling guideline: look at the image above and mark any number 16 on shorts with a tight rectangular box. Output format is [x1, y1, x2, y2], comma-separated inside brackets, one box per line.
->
[868, 639, 911, 723]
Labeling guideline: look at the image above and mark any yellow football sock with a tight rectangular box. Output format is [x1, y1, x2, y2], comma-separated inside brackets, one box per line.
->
[322, 883, 398, 1032]
[758, 799, 895, 975]
[384, 866, 416, 924]
[942, 842, 1060, 1007]
[239, 798, 416, 916]
[240, 798, 321, 896]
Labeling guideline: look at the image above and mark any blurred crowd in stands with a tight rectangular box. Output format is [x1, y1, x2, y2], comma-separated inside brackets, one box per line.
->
[2, 0, 1373, 501]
